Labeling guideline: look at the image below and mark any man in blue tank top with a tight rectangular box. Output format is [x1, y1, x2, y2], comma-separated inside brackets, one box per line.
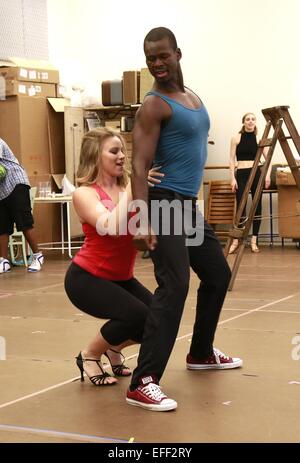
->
[126, 27, 243, 412]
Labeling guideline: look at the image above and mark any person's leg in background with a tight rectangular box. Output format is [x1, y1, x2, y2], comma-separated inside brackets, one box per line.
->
[0, 233, 9, 260]
[22, 228, 39, 254]
[0, 198, 13, 273]
[250, 169, 262, 252]
[0, 233, 11, 273]
[10, 185, 44, 271]
[229, 168, 250, 254]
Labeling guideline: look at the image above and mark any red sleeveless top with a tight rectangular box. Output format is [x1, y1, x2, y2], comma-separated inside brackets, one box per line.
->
[73, 184, 137, 280]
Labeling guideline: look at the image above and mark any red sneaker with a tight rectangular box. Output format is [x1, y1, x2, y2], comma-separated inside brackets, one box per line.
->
[186, 348, 243, 370]
[126, 376, 177, 412]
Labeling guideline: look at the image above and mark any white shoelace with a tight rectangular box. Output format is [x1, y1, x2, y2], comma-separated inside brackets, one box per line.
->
[141, 383, 166, 401]
[213, 348, 230, 363]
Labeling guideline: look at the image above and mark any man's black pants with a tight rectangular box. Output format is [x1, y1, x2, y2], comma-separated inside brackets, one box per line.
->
[131, 188, 231, 389]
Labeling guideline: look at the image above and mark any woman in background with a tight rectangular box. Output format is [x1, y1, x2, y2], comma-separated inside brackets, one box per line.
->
[229, 112, 270, 254]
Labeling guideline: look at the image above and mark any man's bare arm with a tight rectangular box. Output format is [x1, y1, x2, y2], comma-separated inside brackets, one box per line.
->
[131, 96, 169, 204]
[131, 96, 170, 250]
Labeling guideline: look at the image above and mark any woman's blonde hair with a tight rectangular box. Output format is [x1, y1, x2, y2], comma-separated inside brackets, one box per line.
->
[76, 127, 129, 187]
[239, 112, 258, 135]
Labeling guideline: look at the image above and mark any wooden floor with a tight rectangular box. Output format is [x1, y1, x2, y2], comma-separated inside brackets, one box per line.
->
[0, 244, 300, 443]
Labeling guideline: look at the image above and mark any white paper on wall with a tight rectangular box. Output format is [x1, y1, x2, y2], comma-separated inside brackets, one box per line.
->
[18, 84, 26, 94]
[29, 70, 37, 80]
[28, 85, 36, 96]
[19, 68, 28, 78]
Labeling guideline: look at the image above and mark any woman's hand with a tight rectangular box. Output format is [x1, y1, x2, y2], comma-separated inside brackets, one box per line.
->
[265, 177, 271, 190]
[231, 178, 238, 193]
[148, 166, 165, 187]
[133, 226, 157, 251]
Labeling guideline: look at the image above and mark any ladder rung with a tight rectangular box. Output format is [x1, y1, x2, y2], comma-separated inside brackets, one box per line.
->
[260, 136, 294, 147]
[259, 138, 273, 147]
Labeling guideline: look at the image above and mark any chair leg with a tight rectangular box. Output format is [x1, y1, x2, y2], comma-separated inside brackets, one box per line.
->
[8, 237, 16, 265]
[8, 233, 29, 266]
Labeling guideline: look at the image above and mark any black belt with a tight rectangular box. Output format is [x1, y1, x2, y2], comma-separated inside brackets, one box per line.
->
[149, 187, 197, 203]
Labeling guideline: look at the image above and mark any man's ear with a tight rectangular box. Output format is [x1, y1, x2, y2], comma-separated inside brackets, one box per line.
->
[176, 48, 182, 60]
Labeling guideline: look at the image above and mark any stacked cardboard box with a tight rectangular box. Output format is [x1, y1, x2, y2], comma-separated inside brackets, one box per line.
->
[100, 67, 153, 107]
[101, 80, 123, 106]
[139, 68, 154, 102]
[276, 170, 300, 238]
[0, 58, 67, 244]
[4, 80, 56, 98]
[121, 132, 133, 163]
[123, 71, 140, 105]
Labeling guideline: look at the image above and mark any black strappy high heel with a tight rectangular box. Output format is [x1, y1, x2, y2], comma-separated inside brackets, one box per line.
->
[103, 349, 132, 377]
[76, 352, 117, 386]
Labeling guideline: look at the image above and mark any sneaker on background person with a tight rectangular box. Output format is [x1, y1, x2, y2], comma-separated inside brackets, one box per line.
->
[0, 257, 11, 273]
[126, 376, 177, 412]
[27, 252, 44, 272]
[186, 348, 243, 370]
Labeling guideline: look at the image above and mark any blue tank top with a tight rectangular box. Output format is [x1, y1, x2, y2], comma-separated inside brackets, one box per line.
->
[148, 90, 210, 197]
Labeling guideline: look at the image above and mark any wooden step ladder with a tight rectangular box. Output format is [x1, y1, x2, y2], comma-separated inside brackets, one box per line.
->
[224, 106, 300, 290]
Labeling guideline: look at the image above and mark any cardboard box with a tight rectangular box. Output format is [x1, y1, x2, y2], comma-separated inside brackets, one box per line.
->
[121, 131, 133, 147]
[0, 96, 50, 175]
[29, 174, 61, 244]
[30, 173, 83, 243]
[139, 67, 154, 102]
[120, 115, 134, 131]
[276, 170, 299, 186]
[64, 106, 84, 185]
[48, 172, 82, 239]
[55, 84, 66, 98]
[105, 120, 121, 130]
[123, 71, 140, 105]
[0, 57, 59, 84]
[4, 80, 56, 98]
[102, 80, 123, 106]
[47, 98, 69, 174]
[69, 202, 83, 238]
[277, 185, 300, 238]
[121, 132, 133, 161]
[0, 96, 68, 177]
[64, 106, 85, 237]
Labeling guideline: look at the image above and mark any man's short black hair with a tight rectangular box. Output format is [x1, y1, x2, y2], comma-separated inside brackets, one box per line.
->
[144, 27, 178, 51]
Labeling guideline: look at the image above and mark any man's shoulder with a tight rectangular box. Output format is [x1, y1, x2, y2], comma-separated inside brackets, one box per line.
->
[0, 138, 5, 154]
[0, 138, 8, 148]
[0, 138, 13, 157]
[140, 93, 172, 116]
[143, 92, 164, 105]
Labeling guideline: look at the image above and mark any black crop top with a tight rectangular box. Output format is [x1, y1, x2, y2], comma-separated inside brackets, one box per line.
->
[236, 132, 258, 161]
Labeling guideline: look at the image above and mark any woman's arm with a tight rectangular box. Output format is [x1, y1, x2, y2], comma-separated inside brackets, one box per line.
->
[229, 136, 238, 192]
[262, 147, 271, 189]
[72, 185, 132, 236]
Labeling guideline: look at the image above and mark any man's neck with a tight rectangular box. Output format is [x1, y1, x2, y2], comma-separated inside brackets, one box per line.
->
[153, 81, 184, 95]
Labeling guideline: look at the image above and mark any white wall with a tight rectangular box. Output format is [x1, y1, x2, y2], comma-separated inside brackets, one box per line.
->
[47, 0, 300, 171]
[0, 0, 48, 59]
